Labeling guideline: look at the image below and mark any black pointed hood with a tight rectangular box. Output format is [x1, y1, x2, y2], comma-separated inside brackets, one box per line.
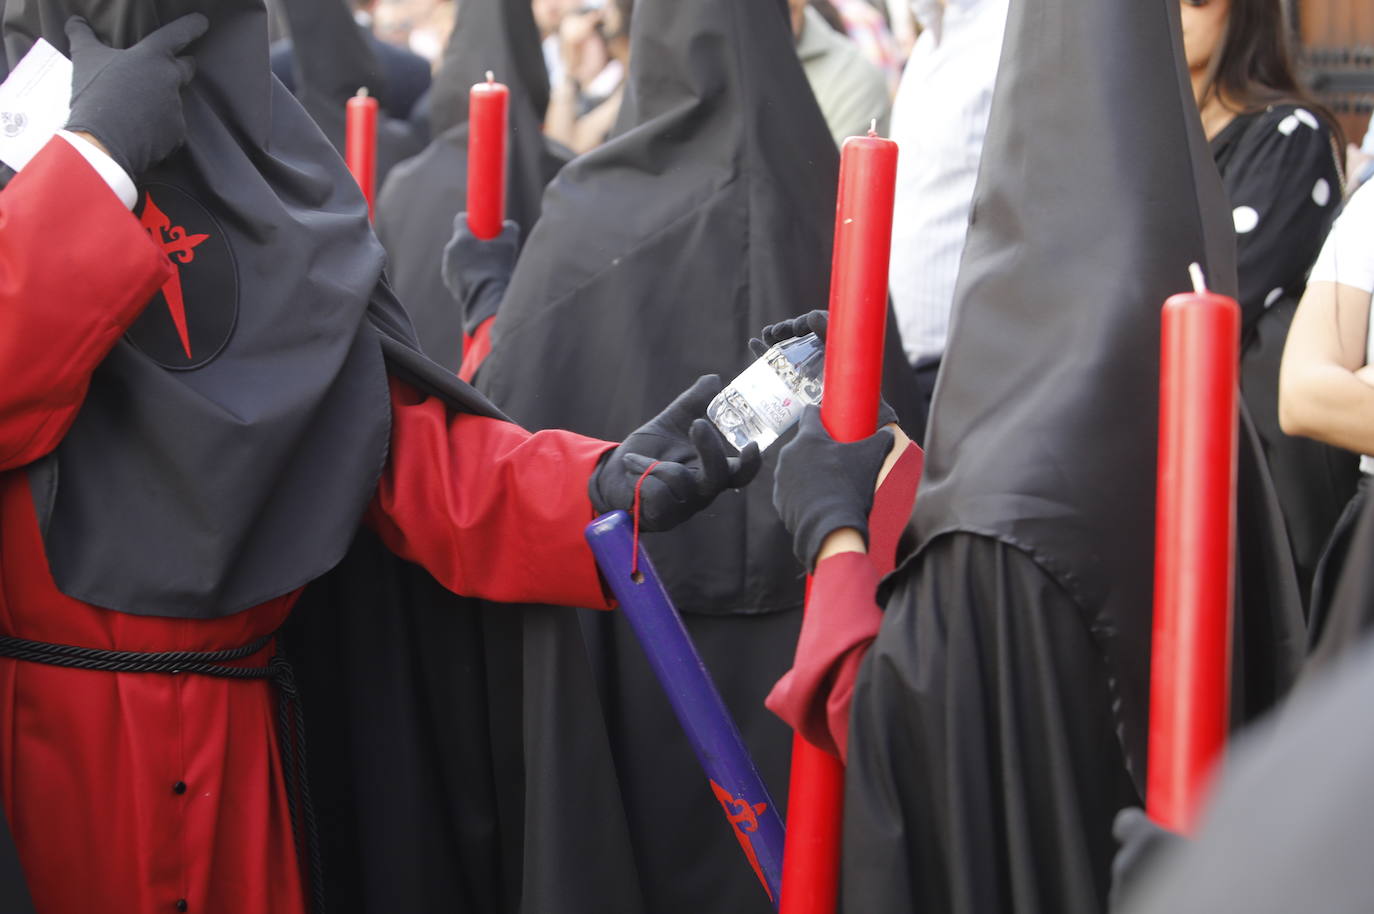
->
[376, 0, 568, 371]
[909, 0, 1304, 782]
[427, 0, 550, 136]
[473, 0, 919, 614]
[273, 0, 425, 180]
[2, 0, 499, 618]
[6, 0, 273, 145]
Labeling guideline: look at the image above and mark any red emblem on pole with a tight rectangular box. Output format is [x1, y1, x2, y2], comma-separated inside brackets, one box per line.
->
[710, 779, 774, 903]
[140, 193, 211, 359]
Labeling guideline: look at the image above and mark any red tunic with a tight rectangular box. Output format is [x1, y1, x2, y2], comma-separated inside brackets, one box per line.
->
[0, 138, 614, 914]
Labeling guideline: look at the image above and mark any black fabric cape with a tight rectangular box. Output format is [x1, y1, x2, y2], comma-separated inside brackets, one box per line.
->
[376, 0, 568, 371]
[1306, 477, 1374, 671]
[275, 0, 426, 188]
[3, 0, 491, 618]
[843, 0, 1305, 910]
[1119, 632, 1374, 914]
[1, 3, 525, 911]
[469, 0, 919, 911]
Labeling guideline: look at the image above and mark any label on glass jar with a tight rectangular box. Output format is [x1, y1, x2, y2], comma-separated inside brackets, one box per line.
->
[734, 359, 804, 429]
[708, 358, 807, 452]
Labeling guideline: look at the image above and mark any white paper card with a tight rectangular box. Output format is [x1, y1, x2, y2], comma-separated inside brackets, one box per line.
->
[0, 39, 73, 173]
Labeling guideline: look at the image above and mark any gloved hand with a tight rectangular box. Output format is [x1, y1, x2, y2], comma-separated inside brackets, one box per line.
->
[751, 309, 898, 429]
[591, 375, 763, 532]
[773, 405, 894, 571]
[442, 215, 520, 335]
[1108, 807, 1186, 912]
[64, 14, 207, 180]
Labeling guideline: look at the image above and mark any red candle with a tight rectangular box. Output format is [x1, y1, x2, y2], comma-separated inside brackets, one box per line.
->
[345, 88, 379, 218]
[467, 71, 509, 241]
[779, 124, 898, 914]
[1146, 264, 1240, 835]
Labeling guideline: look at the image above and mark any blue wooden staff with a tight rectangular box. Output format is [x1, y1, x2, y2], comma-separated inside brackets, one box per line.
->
[585, 511, 785, 908]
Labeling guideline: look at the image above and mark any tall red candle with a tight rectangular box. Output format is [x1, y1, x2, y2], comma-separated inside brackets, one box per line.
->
[467, 71, 509, 241]
[779, 125, 898, 914]
[345, 88, 379, 218]
[1146, 264, 1240, 835]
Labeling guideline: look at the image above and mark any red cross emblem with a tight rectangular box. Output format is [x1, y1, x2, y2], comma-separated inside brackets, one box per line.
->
[140, 193, 211, 359]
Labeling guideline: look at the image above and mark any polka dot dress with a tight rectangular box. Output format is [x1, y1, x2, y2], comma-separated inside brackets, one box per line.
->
[1211, 104, 1342, 328]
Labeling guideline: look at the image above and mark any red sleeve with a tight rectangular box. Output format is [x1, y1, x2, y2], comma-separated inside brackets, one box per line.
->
[0, 137, 171, 470]
[764, 441, 924, 762]
[366, 376, 618, 608]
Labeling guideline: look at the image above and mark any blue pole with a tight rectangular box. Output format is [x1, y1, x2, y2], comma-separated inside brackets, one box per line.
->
[586, 511, 785, 908]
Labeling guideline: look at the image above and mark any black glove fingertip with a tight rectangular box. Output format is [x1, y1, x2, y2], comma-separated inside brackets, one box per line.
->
[731, 442, 762, 487]
[805, 310, 829, 341]
[667, 374, 722, 424]
[149, 12, 210, 53]
[64, 15, 95, 43]
[176, 55, 197, 85]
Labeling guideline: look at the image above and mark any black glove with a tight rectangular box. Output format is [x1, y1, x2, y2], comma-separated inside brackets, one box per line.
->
[750, 309, 898, 429]
[591, 375, 763, 532]
[773, 405, 894, 571]
[64, 14, 207, 179]
[442, 215, 520, 336]
[751, 309, 831, 354]
[1109, 807, 1186, 912]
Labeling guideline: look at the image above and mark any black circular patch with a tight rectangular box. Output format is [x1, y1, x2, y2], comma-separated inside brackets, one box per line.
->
[126, 183, 238, 370]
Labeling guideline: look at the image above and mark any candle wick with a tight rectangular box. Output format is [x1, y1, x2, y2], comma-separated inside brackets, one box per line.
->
[486, 70, 495, 84]
[868, 118, 877, 138]
[1188, 262, 1208, 294]
[355, 87, 370, 99]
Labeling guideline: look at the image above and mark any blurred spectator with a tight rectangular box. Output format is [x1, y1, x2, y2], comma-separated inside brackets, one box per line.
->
[789, 0, 891, 146]
[887, 0, 1008, 442]
[886, 0, 918, 58]
[1348, 116, 1374, 196]
[545, 0, 631, 154]
[533, 0, 574, 86]
[373, 0, 441, 45]
[1183, 0, 1352, 605]
[406, 0, 456, 67]
[832, 0, 903, 94]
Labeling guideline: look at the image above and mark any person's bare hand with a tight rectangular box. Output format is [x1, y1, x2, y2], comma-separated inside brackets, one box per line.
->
[558, 9, 602, 75]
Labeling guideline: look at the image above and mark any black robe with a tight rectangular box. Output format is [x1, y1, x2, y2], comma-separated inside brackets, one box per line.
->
[275, 0, 426, 188]
[376, 0, 568, 371]
[470, 0, 919, 911]
[842, 0, 1305, 911]
[1118, 633, 1374, 913]
[0, 3, 531, 912]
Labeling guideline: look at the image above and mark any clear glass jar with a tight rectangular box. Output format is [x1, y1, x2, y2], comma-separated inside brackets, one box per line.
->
[707, 332, 824, 452]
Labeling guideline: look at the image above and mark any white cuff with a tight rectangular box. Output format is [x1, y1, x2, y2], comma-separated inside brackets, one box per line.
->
[56, 130, 138, 210]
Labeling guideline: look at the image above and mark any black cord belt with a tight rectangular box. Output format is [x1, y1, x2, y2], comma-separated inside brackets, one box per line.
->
[0, 632, 326, 914]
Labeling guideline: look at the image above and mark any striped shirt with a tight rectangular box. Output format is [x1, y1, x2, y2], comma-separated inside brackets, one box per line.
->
[888, 0, 1009, 366]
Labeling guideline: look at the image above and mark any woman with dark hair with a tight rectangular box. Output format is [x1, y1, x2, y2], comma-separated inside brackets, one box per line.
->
[1182, 0, 1357, 604]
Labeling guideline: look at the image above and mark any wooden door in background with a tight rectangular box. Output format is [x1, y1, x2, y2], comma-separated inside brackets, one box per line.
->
[1296, 0, 1374, 147]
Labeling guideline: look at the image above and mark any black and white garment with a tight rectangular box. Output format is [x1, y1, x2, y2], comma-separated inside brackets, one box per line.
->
[1213, 103, 1359, 606]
